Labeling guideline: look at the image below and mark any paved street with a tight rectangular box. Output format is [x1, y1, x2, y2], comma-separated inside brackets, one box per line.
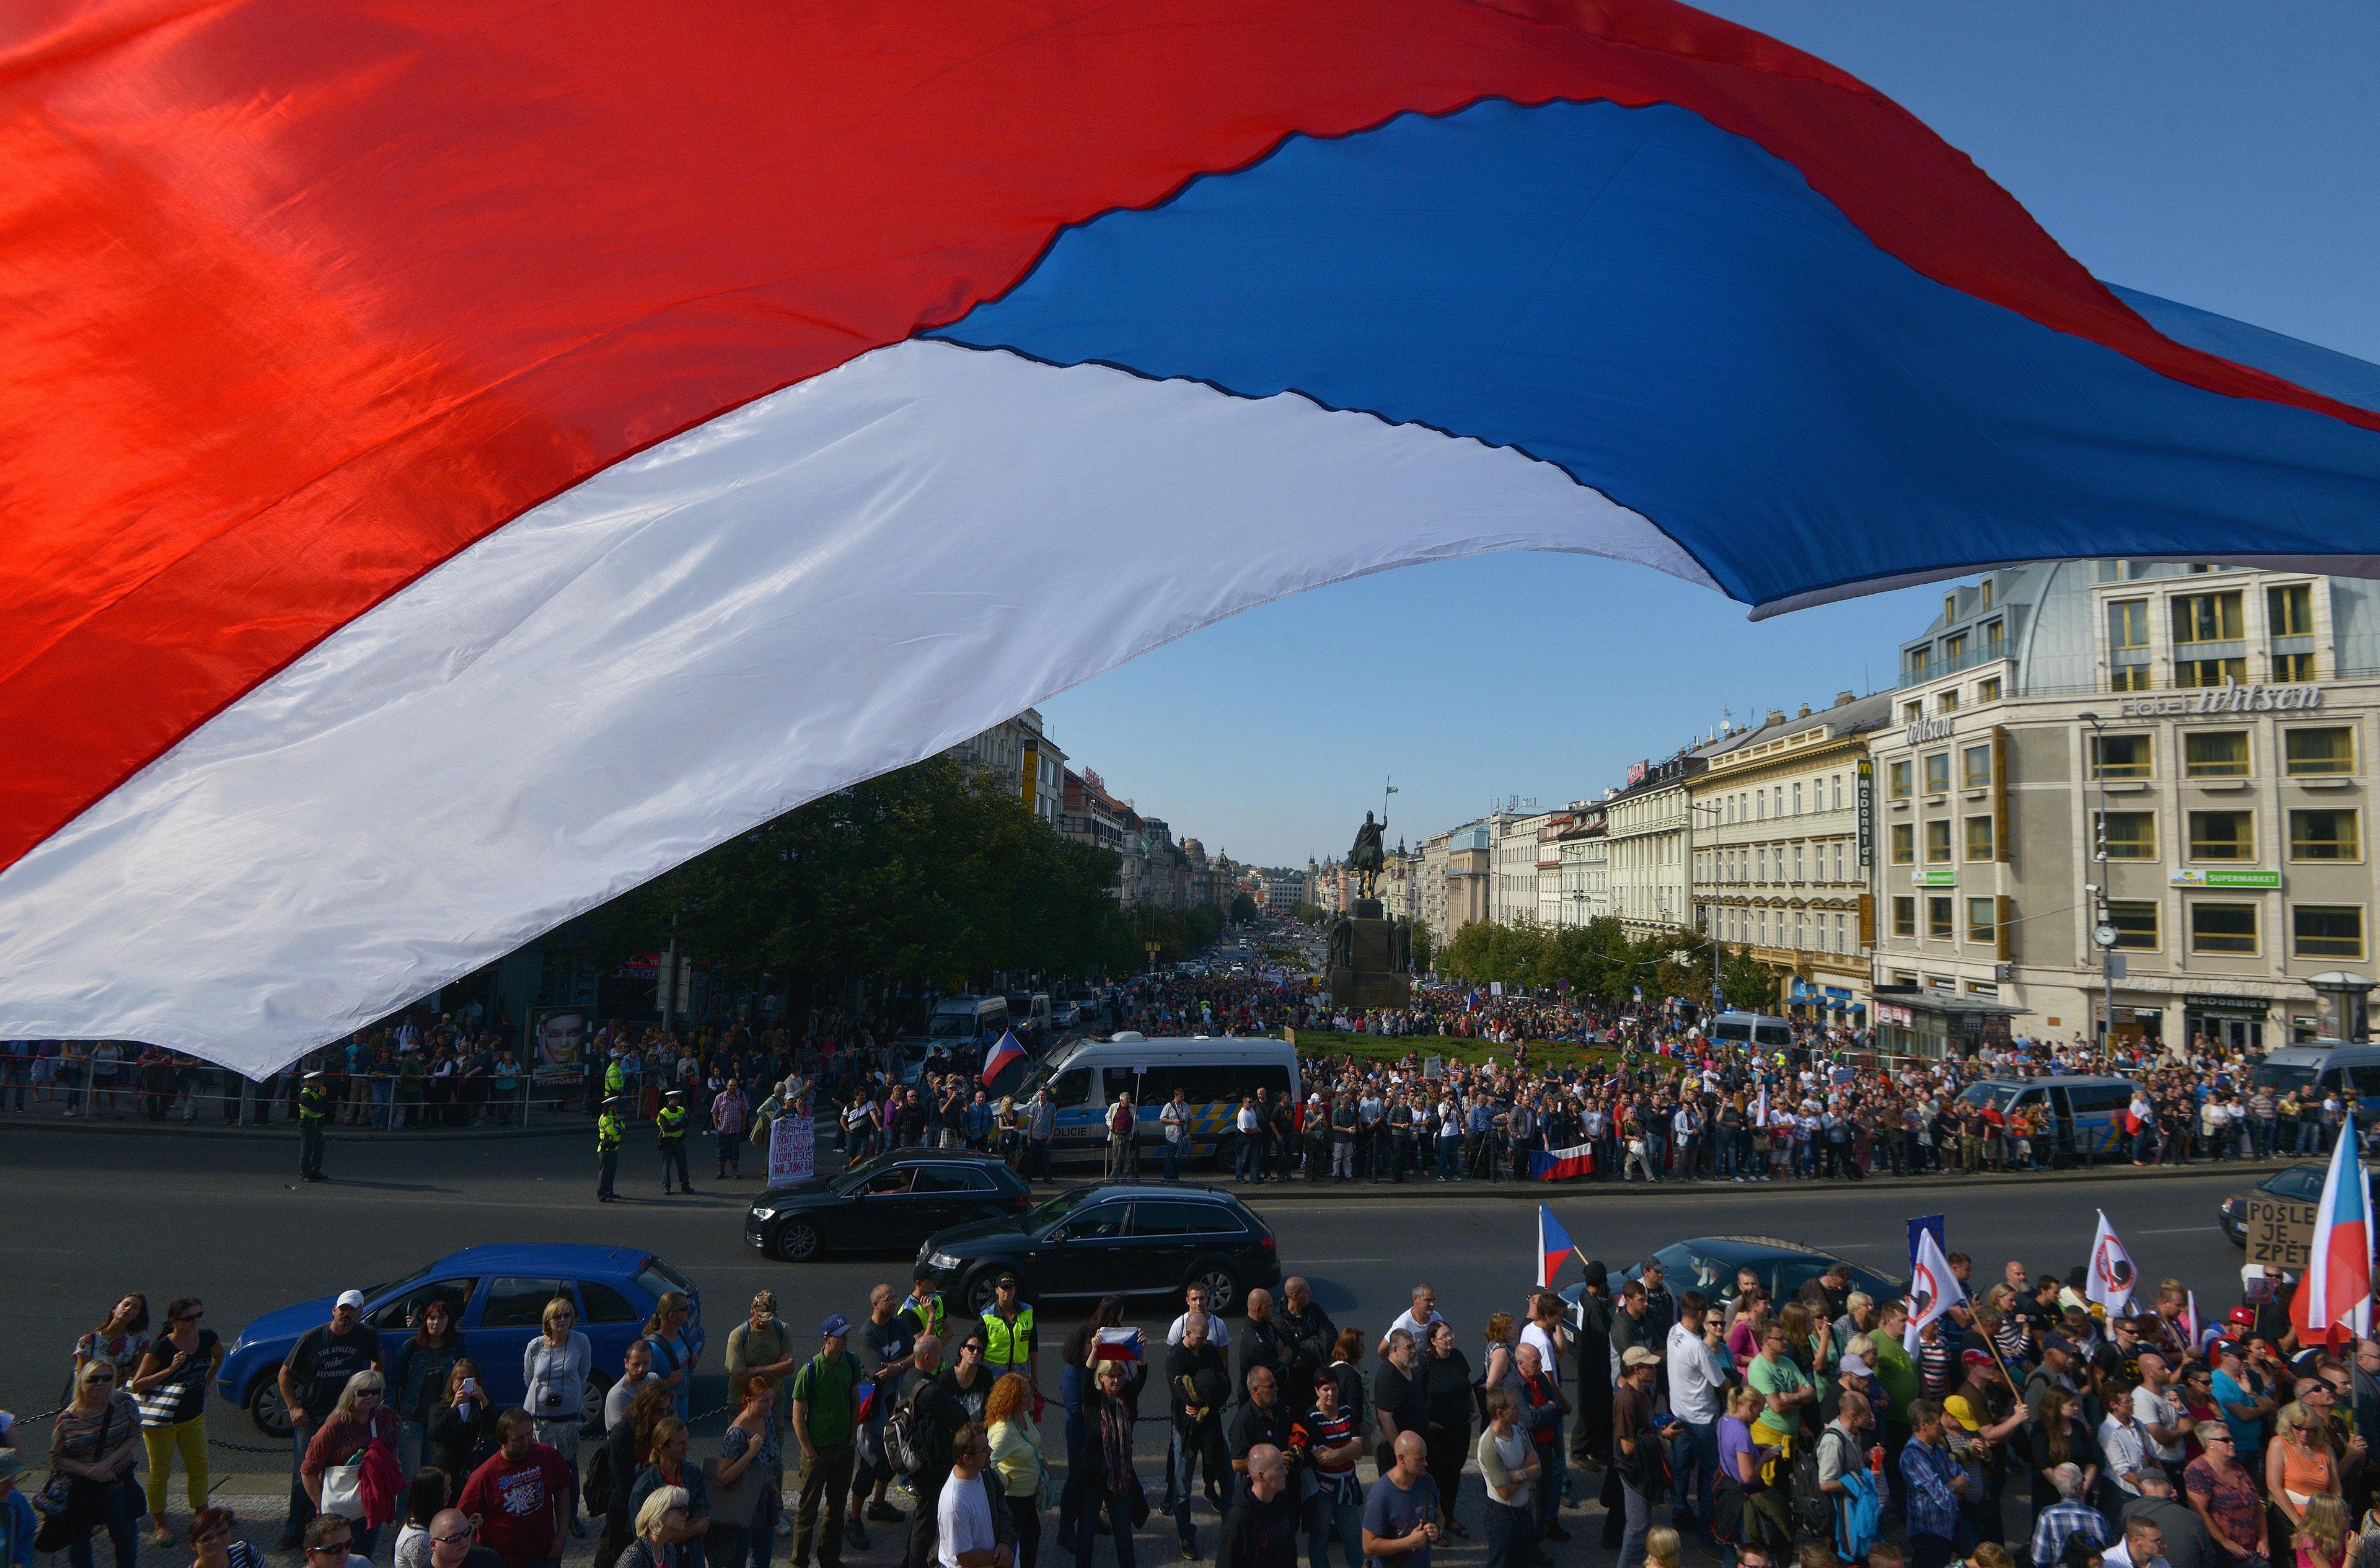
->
[8, 1121, 2259, 1447]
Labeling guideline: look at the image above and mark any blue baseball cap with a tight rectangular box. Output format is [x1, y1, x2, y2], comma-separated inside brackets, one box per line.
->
[821, 1313, 851, 1338]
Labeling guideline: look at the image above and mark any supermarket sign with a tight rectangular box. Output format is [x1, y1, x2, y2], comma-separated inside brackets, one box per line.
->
[2169, 868, 2281, 888]
[1915, 870, 1955, 887]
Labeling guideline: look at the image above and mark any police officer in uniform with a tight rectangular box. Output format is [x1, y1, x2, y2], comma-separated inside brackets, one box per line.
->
[657, 1088, 691, 1194]
[604, 1049, 628, 1106]
[297, 1069, 330, 1181]
[981, 1271, 1037, 1390]
[596, 1094, 624, 1202]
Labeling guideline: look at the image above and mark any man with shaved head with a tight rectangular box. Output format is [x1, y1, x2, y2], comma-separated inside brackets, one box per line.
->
[1215, 1445, 1298, 1568]
[1362, 1432, 1442, 1568]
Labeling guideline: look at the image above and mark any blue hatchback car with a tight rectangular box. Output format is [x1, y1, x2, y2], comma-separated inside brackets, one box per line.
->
[219, 1244, 702, 1436]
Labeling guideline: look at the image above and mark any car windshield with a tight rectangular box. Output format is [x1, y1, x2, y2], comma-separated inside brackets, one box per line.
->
[927, 1013, 978, 1039]
[360, 1261, 436, 1301]
[1653, 1243, 1734, 1293]
[2254, 1063, 2317, 1093]
[1957, 1083, 2026, 1112]
[832, 1152, 896, 1194]
[1025, 1187, 1098, 1235]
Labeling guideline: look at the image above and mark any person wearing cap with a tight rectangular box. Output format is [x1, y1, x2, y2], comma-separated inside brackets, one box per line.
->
[276, 1290, 384, 1549]
[729, 1292, 798, 1531]
[1944, 1349, 2022, 1551]
[657, 1090, 691, 1195]
[297, 1068, 331, 1181]
[596, 1095, 625, 1202]
[980, 1275, 1037, 1392]
[2027, 1335, 2085, 1418]
[790, 1315, 862, 1568]
[2207, 1340, 2272, 1456]
[0, 1448, 36, 1568]
[1614, 1345, 1681, 1568]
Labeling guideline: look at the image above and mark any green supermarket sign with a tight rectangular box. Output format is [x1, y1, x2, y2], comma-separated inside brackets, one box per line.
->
[2169, 868, 2281, 888]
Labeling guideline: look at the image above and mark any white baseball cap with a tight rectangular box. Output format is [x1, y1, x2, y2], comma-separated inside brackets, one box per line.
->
[335, 1289, 367, 1310]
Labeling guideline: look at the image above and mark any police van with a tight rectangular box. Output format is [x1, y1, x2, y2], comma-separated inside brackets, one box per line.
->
[1954, 1075, 2144, 1162]
[2251, 1042, 2380, 1119]
[1710, 1011, 1795, 1051]
[1017, 1034, 1301, 1166]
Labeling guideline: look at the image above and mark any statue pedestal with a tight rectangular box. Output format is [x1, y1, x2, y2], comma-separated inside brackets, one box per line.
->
[1328, 916, 1411, 1009]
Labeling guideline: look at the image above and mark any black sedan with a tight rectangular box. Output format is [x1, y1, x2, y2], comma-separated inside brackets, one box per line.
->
[917, 1183, 1281, 1315]
[746, 1150, 1031, 1262]
[1561, 1235, 1906, 1322]
[2219, 1163, 2324, 1248]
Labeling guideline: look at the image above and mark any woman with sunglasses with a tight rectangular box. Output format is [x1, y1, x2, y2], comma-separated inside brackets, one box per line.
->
[525, 1297, 594, 1539]
[128, 1297, 224, 1546]
[50, 1357, 143, 1568]
[187, 1507, 266, 1568]
[301, 1372, 400, 1558]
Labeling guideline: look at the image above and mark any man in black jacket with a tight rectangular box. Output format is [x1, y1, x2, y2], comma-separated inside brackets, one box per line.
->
[899, 1334, 973, 1568]
[1229, 1367, 1295, 1509]
[1275, 1278, 1338, 1422]
[1215, 1445, 1300, 1568]
[1572, 1262, 1615, 1468]
[1239, 1290, 1288, 1407]
[1166, 1315, 1231, 1557]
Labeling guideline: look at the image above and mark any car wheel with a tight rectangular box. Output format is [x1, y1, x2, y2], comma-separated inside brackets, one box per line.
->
[1189, 1261, 1242, 1313]
[248, 1376, 294, 1440]
[581, 1370, 614, 1433]
[965, 1270, 1007, 1316]
[776, 1220, 824, 1262]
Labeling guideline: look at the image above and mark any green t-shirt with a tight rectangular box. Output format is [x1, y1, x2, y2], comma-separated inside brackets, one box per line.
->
[1746, 1351, 1811, 1436]
[1870, 1336, 1919, 1422]
[790, 1350, 860, 1449]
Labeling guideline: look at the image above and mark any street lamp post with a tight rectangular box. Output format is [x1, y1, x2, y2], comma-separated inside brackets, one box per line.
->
[2078, 711, 2121, 1048]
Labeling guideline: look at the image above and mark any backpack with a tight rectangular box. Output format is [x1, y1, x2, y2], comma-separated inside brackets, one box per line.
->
[581, 1443, 615, 1517]
[881, 1386, 931, 1477]
[1788, 1428, 1849, 1541]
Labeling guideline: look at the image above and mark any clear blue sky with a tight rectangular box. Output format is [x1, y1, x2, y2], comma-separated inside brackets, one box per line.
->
[1041, 1, 2380, 870]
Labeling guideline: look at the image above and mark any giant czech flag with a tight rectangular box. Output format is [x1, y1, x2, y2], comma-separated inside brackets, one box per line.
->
[7, 2, 2380, 1077]
[2301, 1128, 2374, 1346]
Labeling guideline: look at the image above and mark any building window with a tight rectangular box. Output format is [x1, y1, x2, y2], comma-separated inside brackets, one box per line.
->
[1793, 844, 1805, 881]
[2177, 656, 2247, 688]
[2274, 652, 2317, 682]
[1831, 840, 1844, 882]
[1965, 816, 1995, 861]
[2184, 731, 2250, 778]
[2269, 583, 2314, 637]
[1938, 689, 1960, 713]
[2091, 733, 2153, 780]
[1943, 592, 1957, 623]
[2187, 811, 2254, 861]
[2109, 666, 2152, 693]
[1792, 783, 1803, 815]
[2294, 905, 2366, 961]
[1977, 676, 2002, 703]
[2290, 809, 2360, 862]
[1891, 897, 1915, 938]
[2286, 727, 2356, 776]
[1926, 820, 1952, 864]
[2107, 899, 2159, 950]
[1962, 743, 1992, 791]
[1900, 699, 1923, 724]
[1831, 775, 1843, 809]
[2099, 561, 2124, 583]
[1982, 617, 2004, 657]
[2174, 591, 2244, 645]
[2108, 599, 2151, 653]
[1889, 760, 1912, 800]
[1967, 897, 1995, 944]
[1924, 752, 1950, 794]
[1928, 896, 1954, 940]
[2101, 812, 2157, 860]
[1891, 824, 1915, 866]
[2189, 901, 2259, 956]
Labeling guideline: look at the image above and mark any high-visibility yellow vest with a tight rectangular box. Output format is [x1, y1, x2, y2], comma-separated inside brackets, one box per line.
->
[605, 1059, 627, 1096]
[297, 1085, 329, 1123]
[597, 1112, 624, 1152]
[904, 1293, 945, 1342]
[982, 1305, 1035, 1370]
[656, 1105, 687, 1143]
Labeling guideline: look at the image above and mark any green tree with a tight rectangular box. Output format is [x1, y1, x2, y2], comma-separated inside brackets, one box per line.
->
[1230, 892, 1259, 925]
[1716, 948, 1782, 1011]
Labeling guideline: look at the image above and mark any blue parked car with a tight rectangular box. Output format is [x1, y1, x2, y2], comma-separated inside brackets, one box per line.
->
[218, 1244, 702, 1437]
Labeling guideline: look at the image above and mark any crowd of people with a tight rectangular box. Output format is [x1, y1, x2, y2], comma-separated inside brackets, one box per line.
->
[27, 1252, 2380, 1568]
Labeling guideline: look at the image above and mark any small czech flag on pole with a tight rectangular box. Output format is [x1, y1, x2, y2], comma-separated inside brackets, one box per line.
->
[1538, 1205, 1578, 1290]
[981, 1029, 1026, 1085]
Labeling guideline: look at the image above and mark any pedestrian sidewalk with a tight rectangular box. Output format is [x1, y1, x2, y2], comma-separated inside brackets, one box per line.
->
[1031, 1152, 2294, 1199]
[0, 1093, 587, 1141]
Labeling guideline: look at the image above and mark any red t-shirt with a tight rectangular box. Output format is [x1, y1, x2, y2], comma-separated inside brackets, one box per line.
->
[457, 1443, 571, 1567]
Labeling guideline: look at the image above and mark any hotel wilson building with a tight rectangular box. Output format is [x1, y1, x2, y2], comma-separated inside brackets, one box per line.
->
[1869, 561, 2376, 1053]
